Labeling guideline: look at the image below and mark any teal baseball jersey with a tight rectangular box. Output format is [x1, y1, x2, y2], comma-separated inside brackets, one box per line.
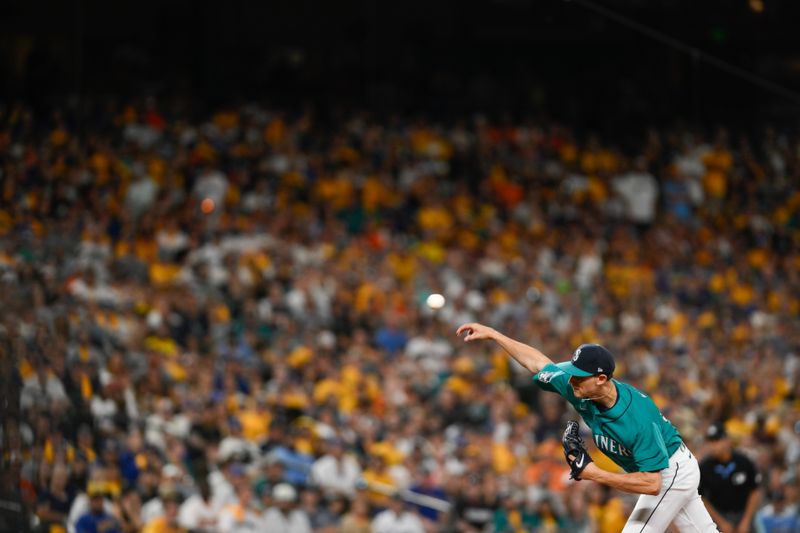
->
[533, 363, 682, 473]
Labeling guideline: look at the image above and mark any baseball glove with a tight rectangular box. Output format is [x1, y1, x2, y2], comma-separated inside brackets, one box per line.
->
[562, 420, 593, 480]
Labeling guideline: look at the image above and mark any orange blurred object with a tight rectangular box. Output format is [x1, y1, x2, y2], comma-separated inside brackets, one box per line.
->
[201, 198, 215, 214]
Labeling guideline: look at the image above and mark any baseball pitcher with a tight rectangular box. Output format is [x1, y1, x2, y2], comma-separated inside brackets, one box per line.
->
[456, 322, 720, 533]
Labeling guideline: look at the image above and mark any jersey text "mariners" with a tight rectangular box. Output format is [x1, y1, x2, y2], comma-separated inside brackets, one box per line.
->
[594, 435, 632, 457]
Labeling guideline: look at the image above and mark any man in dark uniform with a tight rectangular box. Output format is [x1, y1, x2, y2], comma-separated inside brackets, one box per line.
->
[699, 422, 762, 533]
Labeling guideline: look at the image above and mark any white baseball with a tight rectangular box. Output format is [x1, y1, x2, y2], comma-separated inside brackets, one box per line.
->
[426, 293, 446, 309]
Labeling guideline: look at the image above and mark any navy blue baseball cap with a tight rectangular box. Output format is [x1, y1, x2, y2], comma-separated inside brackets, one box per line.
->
[556, 344, 616, 378]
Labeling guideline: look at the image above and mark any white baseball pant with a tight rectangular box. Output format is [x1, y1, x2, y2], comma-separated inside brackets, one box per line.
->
[622, 443, 720, 533]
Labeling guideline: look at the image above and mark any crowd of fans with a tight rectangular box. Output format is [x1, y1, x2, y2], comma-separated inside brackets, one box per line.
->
[1, 99, 799, 533]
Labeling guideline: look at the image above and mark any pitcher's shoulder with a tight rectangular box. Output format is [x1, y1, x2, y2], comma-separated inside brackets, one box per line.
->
[616, 380, 652, 400]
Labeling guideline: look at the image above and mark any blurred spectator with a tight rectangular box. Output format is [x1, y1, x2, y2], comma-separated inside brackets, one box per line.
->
[491, 490, 538, 532]
[21, 362, 68, 411]
[374, 313, 409, 356]
[34, 463, 75, 532]
[141, 488, 185, 533]
[408, 467, 448, 529]
[67, 477, 116, 533]
[338, 496, 372, 533]
[125, 171, 158, 218]
[73, 484, 122, 533]
[611, 156, 659, 226]
[405, 321, 454, 374]
[261, 483, 311, 533]
[560, 489, 597, 533]
[192, 166, 229, 212]
[177, 480, 217, 532]
[753, 485, 799, 533]
[115, 487, 143, 533]
[447, 476, 498, 532]
[298, 486, 341, 532]
[309, 438, 362, 497]
[371, 492, 425, 533]
[252, 453, 288, 501]
[587, 485, 630, 533]
[140, 470, 186, 526]
[217, 484, 262, 533]
[530, 496, 566, 532]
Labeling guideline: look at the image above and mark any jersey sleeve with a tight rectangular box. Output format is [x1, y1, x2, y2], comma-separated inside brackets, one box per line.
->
[632, 422, 671, 472]
[532, 363, 577, 402]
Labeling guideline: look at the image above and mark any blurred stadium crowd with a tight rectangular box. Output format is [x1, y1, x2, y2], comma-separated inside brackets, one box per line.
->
[1, 100, 799, 533]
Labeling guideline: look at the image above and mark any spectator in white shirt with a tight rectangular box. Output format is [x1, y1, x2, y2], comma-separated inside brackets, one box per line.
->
[125, 171, 158, 218]
[309, 438, 362, 497]
[612, 157, 659, 226]
[405, 322, 453, 374]
[178, 480, 217, 533]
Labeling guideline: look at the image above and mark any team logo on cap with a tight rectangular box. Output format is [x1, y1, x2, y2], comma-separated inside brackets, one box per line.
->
[572, 348, 581, 362]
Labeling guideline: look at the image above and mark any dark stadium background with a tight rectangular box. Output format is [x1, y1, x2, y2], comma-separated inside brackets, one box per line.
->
[2, 0, 800, 130]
